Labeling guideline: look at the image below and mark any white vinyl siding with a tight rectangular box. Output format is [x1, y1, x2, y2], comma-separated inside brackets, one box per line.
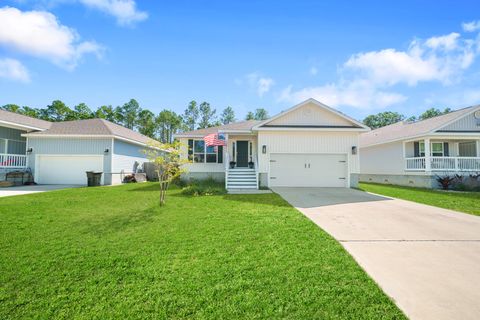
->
[439, 112, 480, 131]
[360, 141, 406, 175]
[267, 102, 355, 127]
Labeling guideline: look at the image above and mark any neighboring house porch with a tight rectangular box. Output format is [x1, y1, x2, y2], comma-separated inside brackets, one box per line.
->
[404, 138, 480, 172]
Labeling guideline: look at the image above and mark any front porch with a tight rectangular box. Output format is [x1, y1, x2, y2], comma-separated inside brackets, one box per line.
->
[0, 154, 27, 169]
[404, 137, 480, 172]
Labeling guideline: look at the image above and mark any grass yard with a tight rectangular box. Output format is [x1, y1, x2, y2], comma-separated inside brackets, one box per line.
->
[0, 183, 404, 319]
[359, 182, 480, 216]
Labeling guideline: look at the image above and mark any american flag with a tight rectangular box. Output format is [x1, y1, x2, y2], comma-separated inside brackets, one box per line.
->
[203, 133, 227, 147]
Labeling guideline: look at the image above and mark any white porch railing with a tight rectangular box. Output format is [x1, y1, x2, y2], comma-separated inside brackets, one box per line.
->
[0, 154, 27, 168]
[405, 157, 480, 172]
[224, 151, 229, 189]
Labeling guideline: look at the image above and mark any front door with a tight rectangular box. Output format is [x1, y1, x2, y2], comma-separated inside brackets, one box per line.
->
[236, 141, 249, 167]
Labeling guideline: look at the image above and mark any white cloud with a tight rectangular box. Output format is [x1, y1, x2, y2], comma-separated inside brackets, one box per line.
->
[79, 0, 147, 26]
[280, 80, 407, 110]
[246, 72, 275, 97]
[0, 6, 104, 70]
[309, 66, 318, 75]
[462, 20, 480, 32]
[280, 27, 480, 109]
[0, 58, 30, 82]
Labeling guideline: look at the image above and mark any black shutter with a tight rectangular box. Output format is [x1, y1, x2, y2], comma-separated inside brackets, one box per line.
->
[414, 141, 420, 157]
[188, 139, 193, 161]
[217, 146, 223, 163]
[444, 142, 449, 156]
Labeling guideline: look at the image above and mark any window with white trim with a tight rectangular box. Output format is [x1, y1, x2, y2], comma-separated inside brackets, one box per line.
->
[188, 139, 223, 164]
[419, 141, 444, 157]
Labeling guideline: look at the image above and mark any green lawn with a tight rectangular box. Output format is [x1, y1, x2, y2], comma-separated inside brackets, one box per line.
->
[0, 183, 404, 319]
[359, 182, 480, 216]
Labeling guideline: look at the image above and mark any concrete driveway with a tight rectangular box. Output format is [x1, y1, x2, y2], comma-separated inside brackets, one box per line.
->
[273, 187, 480, 320]
[0, 185, 79, 198]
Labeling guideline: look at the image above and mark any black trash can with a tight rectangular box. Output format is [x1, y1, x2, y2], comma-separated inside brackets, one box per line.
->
[86, 171, 103, 186]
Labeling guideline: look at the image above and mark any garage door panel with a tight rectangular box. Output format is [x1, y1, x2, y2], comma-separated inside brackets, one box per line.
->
[269, 153, 347, 187]
[37, 155, 103, 185]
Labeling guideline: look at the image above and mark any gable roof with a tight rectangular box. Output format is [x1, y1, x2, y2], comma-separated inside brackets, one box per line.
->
[22, 118, 154, 145]
[174, 120, 262, 137]
[253, 98, 370, 130]
[360, 105, 480, 147]
[0, 109, 52, 131]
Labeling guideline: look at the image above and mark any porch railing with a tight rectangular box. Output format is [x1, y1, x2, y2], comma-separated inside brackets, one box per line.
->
[0, 154, 27, 168]
[405, 157, 480, 172]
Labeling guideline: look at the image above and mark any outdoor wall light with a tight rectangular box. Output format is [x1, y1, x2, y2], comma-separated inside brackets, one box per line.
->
[26, 147, 33, 154]
[262, 145, 267, 154]
[352, 146, 357, 155]
[104, 148, 110, 154]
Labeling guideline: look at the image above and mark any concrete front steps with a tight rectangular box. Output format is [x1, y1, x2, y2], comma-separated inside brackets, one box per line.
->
[226, 168, 258, 190]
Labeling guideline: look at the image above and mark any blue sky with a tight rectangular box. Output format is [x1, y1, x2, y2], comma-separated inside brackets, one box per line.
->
[1, 0, 480, 121]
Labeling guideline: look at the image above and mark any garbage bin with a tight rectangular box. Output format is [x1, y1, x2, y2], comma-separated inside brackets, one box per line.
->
[86, 171, 103, 186]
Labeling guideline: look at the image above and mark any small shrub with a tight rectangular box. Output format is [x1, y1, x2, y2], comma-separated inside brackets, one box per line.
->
[181, 178, 226, 196]
[123, 174, 137, 183]
[435, 175, 455, 190]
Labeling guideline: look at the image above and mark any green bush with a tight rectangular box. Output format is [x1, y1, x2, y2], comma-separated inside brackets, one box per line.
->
[181, 178, 226, 196]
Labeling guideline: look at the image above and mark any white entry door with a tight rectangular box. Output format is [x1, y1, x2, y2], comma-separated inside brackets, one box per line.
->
[36, 155, 104, 185]
[269, 153, 347, 187]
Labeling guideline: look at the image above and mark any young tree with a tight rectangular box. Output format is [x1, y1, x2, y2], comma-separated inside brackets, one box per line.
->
[254, 108, 269, 120]
[245, 111, 255, 120]
[156, 110, 182, 143]
[363, 111, 405, 129]
[419, 107, 451, 120]
[121, 99, 141, 129]
[220, 106, 236, 124]
[137, 109, 157, 137]
[144, 140, 187, 206]
[183, 100, 199, 131]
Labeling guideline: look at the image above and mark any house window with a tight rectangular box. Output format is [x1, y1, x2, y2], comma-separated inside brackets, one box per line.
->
[431, 142, 444, 157]
[188, 139, 223, 164]
[0, 138, 26, 155]
[419, 141, 444, 157]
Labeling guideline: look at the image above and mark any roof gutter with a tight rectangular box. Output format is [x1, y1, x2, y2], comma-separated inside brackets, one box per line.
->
[0, 120, 48, 132]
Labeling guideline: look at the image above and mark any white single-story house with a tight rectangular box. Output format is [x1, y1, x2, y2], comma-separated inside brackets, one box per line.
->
[0, 109, 153, 185]
[360, 105, 480, 188]
[174, 98, 370, 190]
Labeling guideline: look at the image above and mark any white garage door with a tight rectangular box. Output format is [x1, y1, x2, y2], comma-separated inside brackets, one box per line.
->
[269, 153, 347, 187]
[36, 155, 104, 185]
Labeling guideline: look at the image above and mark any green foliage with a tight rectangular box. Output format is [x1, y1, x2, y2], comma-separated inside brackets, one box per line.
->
[363, 111, 405, 129]
[66, 103, 94, 120]
[254, 108, 269, 120]
[95, 105, 117, 122]
[180, 178, 226, 196]
[183, 100, 198, 131]
[156, 109, 182, 143]
[419, 107, 452, 120]
[198, 101, 216, 129]
[245, 111, 255, 120]
[42, 100, 72, 121]
[220, 106, 236, 124]
[121, 99, 141, 129]
[1, 104, 20, 112]
[137, 109, 156, 137]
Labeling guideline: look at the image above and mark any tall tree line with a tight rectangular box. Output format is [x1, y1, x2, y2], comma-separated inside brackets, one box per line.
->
[362, 107, 453, 129]
[1, 99, 268, 143]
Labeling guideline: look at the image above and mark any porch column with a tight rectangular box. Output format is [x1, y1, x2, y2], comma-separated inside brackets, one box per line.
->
[477, 139, 480, 157]
[424, 138, 431, 172]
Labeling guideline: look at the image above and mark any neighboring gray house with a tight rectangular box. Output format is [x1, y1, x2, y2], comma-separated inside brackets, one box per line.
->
[360, 105, 480, 188]
[1, 110, 153, 185]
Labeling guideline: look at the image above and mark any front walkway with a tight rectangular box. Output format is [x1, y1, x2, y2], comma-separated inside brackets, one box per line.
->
[0, 185, 79, 198]
[273, 187, 480, 320]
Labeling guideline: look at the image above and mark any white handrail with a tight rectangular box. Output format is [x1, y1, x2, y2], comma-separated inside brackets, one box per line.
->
[224, 151, 229, 189]
[405, 156, 480, 171]
[0, 154, 27, 168]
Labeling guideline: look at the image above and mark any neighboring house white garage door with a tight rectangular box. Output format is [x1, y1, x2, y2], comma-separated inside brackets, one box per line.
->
[269, 153, 347, 187]
[36, 155, 104, 185]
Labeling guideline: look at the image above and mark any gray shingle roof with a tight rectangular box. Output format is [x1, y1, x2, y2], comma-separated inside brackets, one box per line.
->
[175, 120, 262, 137]
[0, 109, 51, 130]
[23, 118, 154, 145]
[360, 105, 480, 147]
